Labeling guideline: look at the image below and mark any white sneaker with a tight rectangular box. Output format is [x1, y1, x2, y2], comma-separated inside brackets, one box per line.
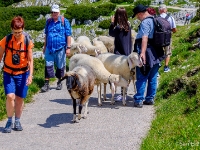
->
[115, 95, 123, 101]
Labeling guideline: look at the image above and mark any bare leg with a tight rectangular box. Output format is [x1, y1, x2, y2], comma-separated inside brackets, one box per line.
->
[6, 93, 15, 118]
[14, 96, 24, 118]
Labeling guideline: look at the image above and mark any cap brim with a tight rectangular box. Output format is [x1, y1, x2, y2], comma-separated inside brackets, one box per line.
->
[51, 9, 59, 12]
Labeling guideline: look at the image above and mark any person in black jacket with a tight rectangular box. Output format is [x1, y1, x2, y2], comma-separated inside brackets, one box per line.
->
[109, 7, 132, 101]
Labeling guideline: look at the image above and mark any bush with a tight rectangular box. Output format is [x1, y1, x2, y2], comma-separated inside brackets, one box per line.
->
[65, 3, 116, 24]
[110, 0, 133, 3]
[134, 0, 151, 6]
[98, 19, 111, 29]
[0, 0, 24, 7]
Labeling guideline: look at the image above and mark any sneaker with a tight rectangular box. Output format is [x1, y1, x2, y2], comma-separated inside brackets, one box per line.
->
[133, 102, 143, 108]
[41, 83, 49, 92]
[114, 95, 123, 101]
[14, 121, 23, 131]
[3, 121, 13, 133]
[143, 100, 154, 105]
[164, 66, 170, 72]
[56, 82, 62, 90]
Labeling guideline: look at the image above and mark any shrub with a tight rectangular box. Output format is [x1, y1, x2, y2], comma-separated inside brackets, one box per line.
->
[65, 3, 116, 24]
[98, 19, 111, 29]
[134, 0, 151, 6]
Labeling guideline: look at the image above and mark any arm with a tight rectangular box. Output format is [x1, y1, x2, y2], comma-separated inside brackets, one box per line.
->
[43, 35, 46, 54]
[66, 36, 71, 56]
[140, 36, 148, 64]
[26, 42, 34, 86]
[0, 46, 5, 62]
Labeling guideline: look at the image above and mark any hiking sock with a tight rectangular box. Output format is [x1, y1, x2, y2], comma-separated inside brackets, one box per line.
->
[15, 117, 20, 123]
[45, 80, 49, 85]
[7, 117, 12, 123]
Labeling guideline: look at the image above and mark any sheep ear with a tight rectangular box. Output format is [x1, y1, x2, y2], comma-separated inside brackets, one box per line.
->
[127, 56, 133, 70]
[77, 45, 82, 53]
[58, 74, 68, 83]
[74, 74, 81, 88]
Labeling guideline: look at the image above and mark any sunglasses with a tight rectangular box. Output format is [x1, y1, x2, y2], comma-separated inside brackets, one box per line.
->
[12, 31, 23, 34]
[51, 12, 58, 14]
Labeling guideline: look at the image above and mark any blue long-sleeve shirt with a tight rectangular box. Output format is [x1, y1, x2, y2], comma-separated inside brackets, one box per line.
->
[45, 16, 71, 53]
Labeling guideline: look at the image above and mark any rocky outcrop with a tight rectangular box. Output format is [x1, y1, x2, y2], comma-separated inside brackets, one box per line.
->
[12, 0, 61, 7]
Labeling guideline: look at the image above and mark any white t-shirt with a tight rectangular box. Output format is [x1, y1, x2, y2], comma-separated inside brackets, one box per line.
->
[160, 13, 176, 29]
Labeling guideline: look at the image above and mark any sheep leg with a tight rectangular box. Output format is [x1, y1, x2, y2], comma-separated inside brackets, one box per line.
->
[78, 104, 83, 120]
[103, 83, 107, 101]
[72, 99, 78, 123]
[97, 84, 102, 106]
[110, 83, 115, 105]
[82, 95, 91, 119]
[122, 88, 126, 106]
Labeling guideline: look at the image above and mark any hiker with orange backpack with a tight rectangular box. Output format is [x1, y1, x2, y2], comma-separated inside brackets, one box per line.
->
[41, 4, 72, 92]
[0, 16, 34, 133]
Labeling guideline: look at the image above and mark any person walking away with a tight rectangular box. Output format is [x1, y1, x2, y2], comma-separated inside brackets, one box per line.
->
[0, 16, 34, 133]
[109, 7, 132, 101]
[158, 4, 177, 73]
[132, 4, 165, 108]
[184, 12, 191, 25]
[41, 4, 72, 92]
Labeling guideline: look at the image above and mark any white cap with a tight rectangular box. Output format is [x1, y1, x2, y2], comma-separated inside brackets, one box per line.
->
[51, 4, 60, 12]
[159, 4, 167, 10]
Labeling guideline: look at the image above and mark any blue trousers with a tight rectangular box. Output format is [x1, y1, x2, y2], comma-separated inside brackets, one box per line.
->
[134, 63, 159, 103]
[44, 47, 66, 79]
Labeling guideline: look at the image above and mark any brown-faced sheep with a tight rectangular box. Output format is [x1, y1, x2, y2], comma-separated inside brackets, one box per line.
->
[69, 53, 129, 106]
[58, 65, 97, 123]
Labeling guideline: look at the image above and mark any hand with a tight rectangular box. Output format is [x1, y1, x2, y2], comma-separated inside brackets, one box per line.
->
[26, 75, 33, 86]
[66, 48, 70, 57]
[111, 15, 114, 23]
[43, 48, 45, 54]
[140, 53, 146, 65]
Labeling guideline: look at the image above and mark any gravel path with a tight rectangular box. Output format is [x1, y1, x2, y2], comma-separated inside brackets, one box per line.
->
[0, 81, 155, 150]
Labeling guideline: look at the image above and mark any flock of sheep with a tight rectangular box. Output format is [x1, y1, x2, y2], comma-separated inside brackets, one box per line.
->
[59, 33, 142, 123]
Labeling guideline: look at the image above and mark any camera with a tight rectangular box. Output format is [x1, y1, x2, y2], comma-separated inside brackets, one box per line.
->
[12, 53, 20, 65]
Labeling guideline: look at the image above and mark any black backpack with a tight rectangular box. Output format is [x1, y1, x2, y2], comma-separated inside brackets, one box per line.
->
[147, 15, 172, 47]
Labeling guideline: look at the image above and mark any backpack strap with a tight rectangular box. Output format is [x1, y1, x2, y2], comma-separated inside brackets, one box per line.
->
[165, 14, 170, 20]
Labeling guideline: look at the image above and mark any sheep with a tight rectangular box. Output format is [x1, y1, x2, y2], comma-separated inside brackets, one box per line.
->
[58, 65, 96, 123]
[69, 53, 129, 105]
[96, 36, 114, 53]
[131, 30, 137, 51]
[97, 52, 143, 105]
[69, 36, 100, 57]
[92, 37, 108, 54]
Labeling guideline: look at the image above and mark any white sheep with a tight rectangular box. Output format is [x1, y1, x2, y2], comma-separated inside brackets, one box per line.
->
[97, 52, 142, 105]
[70, 36, 100, 57]
[92, 37, 108, 54]
[69, 53, 129, 106]
[58, 65, 97, 123]
[96, 36, 114, 53]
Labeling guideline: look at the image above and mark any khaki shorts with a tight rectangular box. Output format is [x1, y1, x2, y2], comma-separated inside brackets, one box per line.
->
[164, 42, 172, 56]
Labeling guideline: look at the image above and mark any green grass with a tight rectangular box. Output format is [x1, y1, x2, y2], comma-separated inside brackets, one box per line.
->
[141, 21, 200, 150]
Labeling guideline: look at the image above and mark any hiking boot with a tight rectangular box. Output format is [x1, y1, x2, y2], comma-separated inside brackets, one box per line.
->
[143, 100, 154, 105]
[164, 66, 170, 72]
[41, 83, 49, 92]
[3, 121, 13, 133]
[134, 102, 143, 108]
[14, 121, 23, 131]
[56, 82, 62, 90]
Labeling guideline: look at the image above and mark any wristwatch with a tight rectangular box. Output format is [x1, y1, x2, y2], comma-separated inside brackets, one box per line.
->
[67, 46, 71, 49]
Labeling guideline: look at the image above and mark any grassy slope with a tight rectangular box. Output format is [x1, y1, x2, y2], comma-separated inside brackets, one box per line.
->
[141, 22, 200, 149]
